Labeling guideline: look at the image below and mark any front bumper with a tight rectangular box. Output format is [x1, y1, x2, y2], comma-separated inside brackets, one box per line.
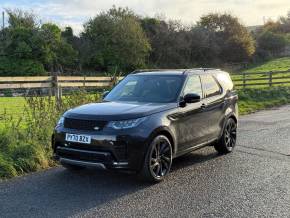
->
[52, 126, 150, 172]
[53, 146, 129, 170]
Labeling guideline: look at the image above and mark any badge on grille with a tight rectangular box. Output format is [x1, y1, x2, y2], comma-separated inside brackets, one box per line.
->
[94, 126, 100, 131]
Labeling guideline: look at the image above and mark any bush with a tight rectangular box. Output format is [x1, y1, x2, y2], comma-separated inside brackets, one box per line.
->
[0, 89, 103, 180]
[0, 57, 46, 76]
[0, 129, 50, 179]
[0, 154, 18, 179]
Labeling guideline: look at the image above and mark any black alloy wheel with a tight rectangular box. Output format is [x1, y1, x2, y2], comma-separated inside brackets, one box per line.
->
[224, 119, 237, 150]
[140, 135, 172, 182]
[214, 118, 237, 154]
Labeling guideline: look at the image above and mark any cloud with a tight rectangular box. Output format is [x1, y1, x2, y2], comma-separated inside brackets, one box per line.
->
[1, 0, 290, 34]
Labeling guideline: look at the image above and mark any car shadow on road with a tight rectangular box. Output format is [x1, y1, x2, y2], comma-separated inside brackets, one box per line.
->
[0, 148, 220, 217]
[171, 147, 220, 172]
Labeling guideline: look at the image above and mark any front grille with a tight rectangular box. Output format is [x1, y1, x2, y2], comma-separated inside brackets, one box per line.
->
[64, 118, 107, 131]
[56, 147, 114, 163]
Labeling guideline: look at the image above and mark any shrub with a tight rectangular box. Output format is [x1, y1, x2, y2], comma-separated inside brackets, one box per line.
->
[0, 57, 46, 76]
[0, 89, 102, 180]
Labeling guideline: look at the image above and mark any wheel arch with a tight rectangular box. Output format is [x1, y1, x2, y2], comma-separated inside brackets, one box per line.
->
[219, 113, 238, 139]
[229, 114, 238, 124]
[148, 126, 177, 155]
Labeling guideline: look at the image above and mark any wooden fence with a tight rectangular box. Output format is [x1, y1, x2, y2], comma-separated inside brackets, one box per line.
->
[0, 75, 122, 99]
[0, 76, 116, 89]
[230, 69, 290, 88]
[1, 70, 290, 94]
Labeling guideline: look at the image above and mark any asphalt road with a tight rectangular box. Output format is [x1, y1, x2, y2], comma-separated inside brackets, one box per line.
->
[1, 106, 290, 218]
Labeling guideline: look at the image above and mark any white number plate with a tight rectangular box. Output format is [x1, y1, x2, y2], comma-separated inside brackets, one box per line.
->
[65, 133, 91, 144]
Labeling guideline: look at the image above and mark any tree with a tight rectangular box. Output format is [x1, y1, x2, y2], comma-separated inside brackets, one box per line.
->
[40, 23, 78, 73]
[256, 31, 288, 57]
[6, 9, 37, 29]
[0, 10, 46, 76]
[140, 17, 193, 68]
[82, 6, 151, 72]
[0, 8, 78, 76]
[197, 13, 255, 63]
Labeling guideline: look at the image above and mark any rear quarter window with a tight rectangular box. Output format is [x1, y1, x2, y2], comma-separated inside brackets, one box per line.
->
[201, 75, 222, 98]
[216, 72, 234, 91]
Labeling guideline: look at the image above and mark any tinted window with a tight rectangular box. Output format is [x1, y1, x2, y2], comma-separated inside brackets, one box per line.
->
[201, 75, 222, 98]
[105, 75, 184, 103]
[183, 75, 203, 97]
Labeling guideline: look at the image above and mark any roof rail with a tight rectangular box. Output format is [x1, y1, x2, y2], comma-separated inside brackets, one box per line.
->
[131, 68, 221, 75]
[131, 69, 188, 74]
[182, 68, 220, 75]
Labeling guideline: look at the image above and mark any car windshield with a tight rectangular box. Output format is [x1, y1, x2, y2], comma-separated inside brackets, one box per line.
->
[104, 75, 184, 103]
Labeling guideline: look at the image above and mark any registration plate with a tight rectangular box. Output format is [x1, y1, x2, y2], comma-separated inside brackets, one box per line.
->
[65, 133, 91, 144]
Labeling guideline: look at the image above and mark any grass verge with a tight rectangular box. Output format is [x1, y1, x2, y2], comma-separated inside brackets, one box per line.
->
[238, 87, 290, 114]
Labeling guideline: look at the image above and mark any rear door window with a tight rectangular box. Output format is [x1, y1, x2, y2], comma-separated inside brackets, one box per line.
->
[183, 75, 203, 98]
[201, 75, 222, 98]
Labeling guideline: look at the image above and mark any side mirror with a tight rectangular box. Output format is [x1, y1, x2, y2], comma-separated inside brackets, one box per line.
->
[183, 93, 201, 104]
[102, 91, 109, 99]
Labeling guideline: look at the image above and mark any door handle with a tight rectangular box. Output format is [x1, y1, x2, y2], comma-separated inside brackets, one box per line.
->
[201, 103, 207, 110]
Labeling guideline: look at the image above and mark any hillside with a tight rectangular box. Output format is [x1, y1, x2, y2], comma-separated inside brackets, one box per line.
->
[245, 57, 290, 73]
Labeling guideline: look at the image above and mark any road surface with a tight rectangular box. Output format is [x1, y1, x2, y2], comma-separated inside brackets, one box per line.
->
[1, 105, 290, 218]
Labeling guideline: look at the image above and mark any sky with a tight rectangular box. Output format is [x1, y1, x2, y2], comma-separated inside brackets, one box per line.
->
[1, 0, 290, 34]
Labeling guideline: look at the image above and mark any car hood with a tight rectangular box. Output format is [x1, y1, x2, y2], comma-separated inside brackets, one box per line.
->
[64, 101, 177, 120]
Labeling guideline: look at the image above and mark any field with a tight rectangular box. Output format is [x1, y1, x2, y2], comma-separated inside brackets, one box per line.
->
[231, 57, 290, 88]
[0, 97, 26, 117]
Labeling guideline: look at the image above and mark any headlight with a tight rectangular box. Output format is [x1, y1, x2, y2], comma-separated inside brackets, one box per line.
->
[56, 116, 64, 127]
[107, 117, 147, 129]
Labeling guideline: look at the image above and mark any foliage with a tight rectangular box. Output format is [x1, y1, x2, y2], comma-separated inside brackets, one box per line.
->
[0, 90, 102, 179]
[6, 9, 37, 29]
[82, 6, 151, 72]
[0, 57, 45, 76]
[0, 9, 78, 76]
[256, 31, 288, 57]
[197, 13, 255, 63]
[0, 129, 49, 179]
[40, 23, 78, 72]
[2, 7, 290, 75]
[254, 12, 290, 59]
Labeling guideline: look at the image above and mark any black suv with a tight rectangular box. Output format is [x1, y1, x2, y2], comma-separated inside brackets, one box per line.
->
[52, 69, 238, 182]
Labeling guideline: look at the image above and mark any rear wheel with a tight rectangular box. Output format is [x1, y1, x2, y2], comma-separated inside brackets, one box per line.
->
[140, 135, 172, 182]
[214, 118, 237, 154]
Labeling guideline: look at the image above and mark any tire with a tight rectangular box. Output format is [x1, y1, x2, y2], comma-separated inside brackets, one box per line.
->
[139, 135, 173, 183]
[214, 118, 237, 154]
[61, 162, 85, 171]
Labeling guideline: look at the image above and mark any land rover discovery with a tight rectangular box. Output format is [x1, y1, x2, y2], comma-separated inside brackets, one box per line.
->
[52, 69, 238, 182]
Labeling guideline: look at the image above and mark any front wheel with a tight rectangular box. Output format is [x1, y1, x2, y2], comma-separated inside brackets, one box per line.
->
[214, 118, 237, 154]
[140, 135, 173, 182]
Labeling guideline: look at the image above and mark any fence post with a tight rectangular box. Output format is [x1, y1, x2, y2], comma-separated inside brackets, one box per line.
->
[243, 72, 246, 89]
[269, 71, 273, 87]
[53, 75, 61, 106]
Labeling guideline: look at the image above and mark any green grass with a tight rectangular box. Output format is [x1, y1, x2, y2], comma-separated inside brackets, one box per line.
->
[0, 97, 26, 116]
[0, 129, 51, 179]
[244, 57, 290, 73]
[238, 87, 290, 115]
